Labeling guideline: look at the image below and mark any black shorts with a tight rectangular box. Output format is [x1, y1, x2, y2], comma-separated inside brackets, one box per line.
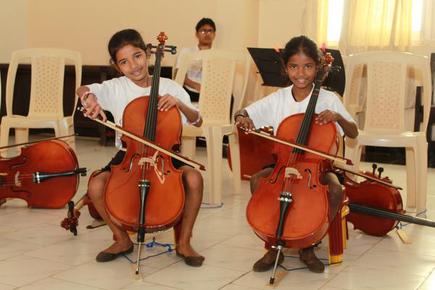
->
[263, 163, 275, 170]
[184, 86, 200, 103]
[101, 150, 190, 172]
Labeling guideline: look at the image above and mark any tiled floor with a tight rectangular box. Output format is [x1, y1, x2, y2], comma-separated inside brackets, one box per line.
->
[0, 135, 434, 290]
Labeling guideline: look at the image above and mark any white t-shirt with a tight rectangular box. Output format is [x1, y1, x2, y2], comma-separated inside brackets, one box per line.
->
[175, 46, 202, 93]
[87, 76, 195, 148]
[245, 85, 354, 136]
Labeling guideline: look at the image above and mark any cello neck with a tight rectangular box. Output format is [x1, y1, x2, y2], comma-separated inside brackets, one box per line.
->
[295, 53, 333, 147]
[349, 203, 435, 228]
[294, 74, 323, 147]
[144, 33, 167, 141]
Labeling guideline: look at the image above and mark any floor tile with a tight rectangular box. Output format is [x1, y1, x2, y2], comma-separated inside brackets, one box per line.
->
[16, 277, 102, 290]
[0, 283, 15, 290]
[352, 246, 435, 277]
[199, 243, 264, 272]
[120, 280, 181, 290]
[144, 262, 246, 290]
[0, 256, 71, 287]
[24, 240, 104, 266]
[324, 264, 426, 290]
[417, 269, 435, 290]
[232, 268, 335, 290]
[0, 237, 38, 261]
[53, 259, 159, 290]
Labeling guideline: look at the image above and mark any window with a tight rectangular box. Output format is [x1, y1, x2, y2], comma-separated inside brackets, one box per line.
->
[411, 0, 423, 41]
[326, 0, 424, 44]
[326, 0, 345, 45]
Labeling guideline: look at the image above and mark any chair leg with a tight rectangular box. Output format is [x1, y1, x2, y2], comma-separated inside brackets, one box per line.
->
[203, 126, 224, 206]
[58, 123, 75, 151]
[14, 128, 29, 145]
[14, 128, 29, 156]
[344, 138, 357, 161]
[345, 138, 362, 177]
[415, 139, 428, 214]
[181, 136, 196, 159]
[67, 125, 76, 151]
[0, 124, 10, 157]
[202, 126, 215, 205]
[405, 147, 417, 211]
[345, 141, 362, 181]
[228, 131, 241, 194]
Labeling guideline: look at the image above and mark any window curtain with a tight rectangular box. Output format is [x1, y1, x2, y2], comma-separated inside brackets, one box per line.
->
[302, 0, 329, 46]
[339, 0, 412, 54]
[304, 0, 414, 55]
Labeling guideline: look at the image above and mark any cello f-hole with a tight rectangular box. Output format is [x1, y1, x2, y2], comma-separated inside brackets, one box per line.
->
[304, 168, 313, 189]
[268, 166, 285, 184]
[126, 153, 141, 172]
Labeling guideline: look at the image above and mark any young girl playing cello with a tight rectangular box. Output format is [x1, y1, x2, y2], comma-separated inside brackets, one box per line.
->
[235, 35, 358, 273]
[77, 29, 204, 267]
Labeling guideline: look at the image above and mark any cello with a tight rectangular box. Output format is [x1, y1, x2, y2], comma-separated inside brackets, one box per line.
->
[339, 164, 435, 236]
[59, 40, 156, 234]
[99, 33, 194, 274]
[0, 137, 86, 208]
[246, 53, 336, 284]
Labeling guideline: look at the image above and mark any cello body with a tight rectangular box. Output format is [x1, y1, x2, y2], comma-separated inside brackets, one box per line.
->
[246, 113, 339, 249]
[0, 140, 81, 208]
[104, 96, 185, 232]
[343, 173, 404, 236]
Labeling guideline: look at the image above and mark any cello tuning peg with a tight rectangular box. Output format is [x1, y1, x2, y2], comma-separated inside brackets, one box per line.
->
[372, 163, 378, 175]
[378, 167, 384, 178]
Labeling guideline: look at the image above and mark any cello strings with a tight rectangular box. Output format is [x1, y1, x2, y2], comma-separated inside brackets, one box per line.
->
[281, 77, 321, 193]
[141, 47, 163, 177]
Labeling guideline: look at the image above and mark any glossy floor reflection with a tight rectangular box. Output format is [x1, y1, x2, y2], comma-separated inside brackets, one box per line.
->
[0, 136, 434, 290]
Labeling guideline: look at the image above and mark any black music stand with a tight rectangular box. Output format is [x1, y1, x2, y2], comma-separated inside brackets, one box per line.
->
[247, 47, 289, 87]
[247, 47, 346, 96]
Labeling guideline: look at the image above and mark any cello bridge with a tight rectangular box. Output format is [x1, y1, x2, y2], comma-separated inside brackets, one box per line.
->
[284, 167, 302, 179]
[138, 152, 166, 184]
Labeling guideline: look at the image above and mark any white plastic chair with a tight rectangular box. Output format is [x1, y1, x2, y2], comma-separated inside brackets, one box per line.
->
[0, 48, 82, 152]
[344, 51, 431, 213]
[175, 49, 249, 205]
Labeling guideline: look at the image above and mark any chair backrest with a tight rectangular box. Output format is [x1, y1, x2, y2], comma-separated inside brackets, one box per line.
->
[6, 48, 82, 118]
[175, 49, 249, 124]
[343, 51, 431, 134]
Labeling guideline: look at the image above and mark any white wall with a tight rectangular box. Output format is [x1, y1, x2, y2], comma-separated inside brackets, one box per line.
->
[258, 0, 307, 48]
[23, 0, 259, 66]
[0, 0, 28, 63]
